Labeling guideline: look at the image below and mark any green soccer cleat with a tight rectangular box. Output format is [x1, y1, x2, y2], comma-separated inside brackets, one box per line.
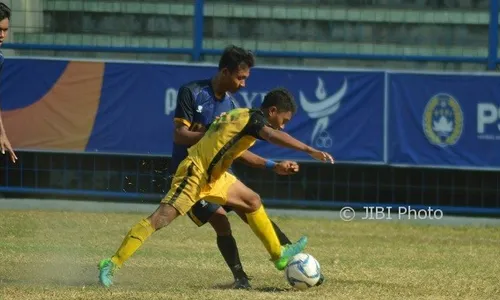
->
[273, 236, 308, 271]
[98, 258, 116, 287]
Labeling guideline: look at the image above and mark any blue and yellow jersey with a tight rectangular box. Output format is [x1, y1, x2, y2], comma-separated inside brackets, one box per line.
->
[0, 50, 4, 105]
[170, 79, 236, 172]
[187, 108, 269, 182]
[0, 50, 4, 71]
[0, 50, 4, 85]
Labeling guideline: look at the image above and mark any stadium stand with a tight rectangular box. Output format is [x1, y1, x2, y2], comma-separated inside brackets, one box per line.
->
[5, 0, 493, 70]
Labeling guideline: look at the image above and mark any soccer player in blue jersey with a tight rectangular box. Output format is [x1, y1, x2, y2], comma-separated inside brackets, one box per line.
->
[0, 2, 15, 163]
[99, 46, 324, 288]
[168, 46, 297, 289]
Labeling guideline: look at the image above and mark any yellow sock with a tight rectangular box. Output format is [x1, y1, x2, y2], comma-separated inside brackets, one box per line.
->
[111, 218, 155, 267]
[245, 205, 282, 260]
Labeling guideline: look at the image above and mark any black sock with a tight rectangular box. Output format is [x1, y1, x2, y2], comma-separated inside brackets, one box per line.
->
[271, 220, 292, 245]
[216, 235, 247, 279]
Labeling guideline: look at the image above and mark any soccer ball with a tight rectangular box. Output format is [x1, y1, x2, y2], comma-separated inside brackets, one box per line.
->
[284, 253, 321, 290]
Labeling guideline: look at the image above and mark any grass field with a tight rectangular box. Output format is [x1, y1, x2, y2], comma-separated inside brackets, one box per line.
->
[0, 209, 499, 300]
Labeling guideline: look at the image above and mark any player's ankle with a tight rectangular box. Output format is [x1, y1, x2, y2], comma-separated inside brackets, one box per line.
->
[110, 256, 121, 268]
[232, 269, 248, 280]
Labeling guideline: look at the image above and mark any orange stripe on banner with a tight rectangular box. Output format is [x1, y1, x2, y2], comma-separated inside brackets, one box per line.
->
[2, 61, 105, 151]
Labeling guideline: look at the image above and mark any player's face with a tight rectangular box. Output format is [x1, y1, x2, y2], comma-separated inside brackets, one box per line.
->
[267, 107, 292, 130]
[222, 64, 250, 93]
[0, 18, 9, 45]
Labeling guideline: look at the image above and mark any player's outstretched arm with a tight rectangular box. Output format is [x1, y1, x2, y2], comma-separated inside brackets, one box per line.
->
[235, 150, 268, 168]
[258, 126, 334, 164]
[0, 112, 17, 162]
[236, 150, 299, 175]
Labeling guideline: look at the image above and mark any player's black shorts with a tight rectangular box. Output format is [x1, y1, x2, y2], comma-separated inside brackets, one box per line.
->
[187, 200, 234, 227]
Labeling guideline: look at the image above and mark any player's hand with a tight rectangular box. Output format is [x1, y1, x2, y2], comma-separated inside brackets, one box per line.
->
[192, 124, 207, 133]
[308, 149, 334, 164]
[273, 160, 299, 175]
[0, 133, 17, 163]
[214, 112, 227, 121]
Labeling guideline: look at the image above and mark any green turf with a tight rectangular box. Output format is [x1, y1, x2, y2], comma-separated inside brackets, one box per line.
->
[0, 210, 498, 300]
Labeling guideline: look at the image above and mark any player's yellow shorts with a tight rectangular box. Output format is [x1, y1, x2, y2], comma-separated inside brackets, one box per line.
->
[161, 159, 237, 216]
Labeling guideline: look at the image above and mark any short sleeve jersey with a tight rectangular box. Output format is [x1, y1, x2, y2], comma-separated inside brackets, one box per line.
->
[187, 108, 270, 182]
[170, 79, 237, 172]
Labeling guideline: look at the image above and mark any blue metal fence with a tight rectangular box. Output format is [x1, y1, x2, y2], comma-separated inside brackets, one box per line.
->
[2, 152, 500, 215]
[488, 0, 499, 69]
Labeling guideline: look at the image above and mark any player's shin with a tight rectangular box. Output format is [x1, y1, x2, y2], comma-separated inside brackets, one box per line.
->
[216, 235, 247, 279]
[111, 218, 156, 267]
[245, 205, 281, 260]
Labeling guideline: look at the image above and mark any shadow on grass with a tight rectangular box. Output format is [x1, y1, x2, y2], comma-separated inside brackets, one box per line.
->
[211, 282, 290, 293]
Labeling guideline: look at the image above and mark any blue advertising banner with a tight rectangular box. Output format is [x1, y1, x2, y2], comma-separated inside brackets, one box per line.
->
[389, 72, 500, 168]
[0, 58, 385, 163]
[232, 68, 385, 162]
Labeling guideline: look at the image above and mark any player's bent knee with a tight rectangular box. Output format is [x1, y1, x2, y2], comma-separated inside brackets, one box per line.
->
[226, 180, 262, 213]
[245, 192, 262, 212]
[149, 203, 180, 230]
[208, 208, 232, 236]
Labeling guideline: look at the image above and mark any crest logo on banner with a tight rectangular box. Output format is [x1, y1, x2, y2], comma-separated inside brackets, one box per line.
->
[423, 93, 463, 147]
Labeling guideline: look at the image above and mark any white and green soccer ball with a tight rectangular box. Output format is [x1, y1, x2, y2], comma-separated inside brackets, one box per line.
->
[284, 253, 321, 290]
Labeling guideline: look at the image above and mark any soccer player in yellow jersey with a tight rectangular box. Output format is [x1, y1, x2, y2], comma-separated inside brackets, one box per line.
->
[98, 88, 334, 287]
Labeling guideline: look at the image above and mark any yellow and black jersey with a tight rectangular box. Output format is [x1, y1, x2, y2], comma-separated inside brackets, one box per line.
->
[187, 108, 269, 182]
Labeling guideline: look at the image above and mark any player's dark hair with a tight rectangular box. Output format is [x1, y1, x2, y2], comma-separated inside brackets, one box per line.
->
[218, 45, 255, 72]
[0, 3, 10, 20]
[261, 88, 297, 114]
